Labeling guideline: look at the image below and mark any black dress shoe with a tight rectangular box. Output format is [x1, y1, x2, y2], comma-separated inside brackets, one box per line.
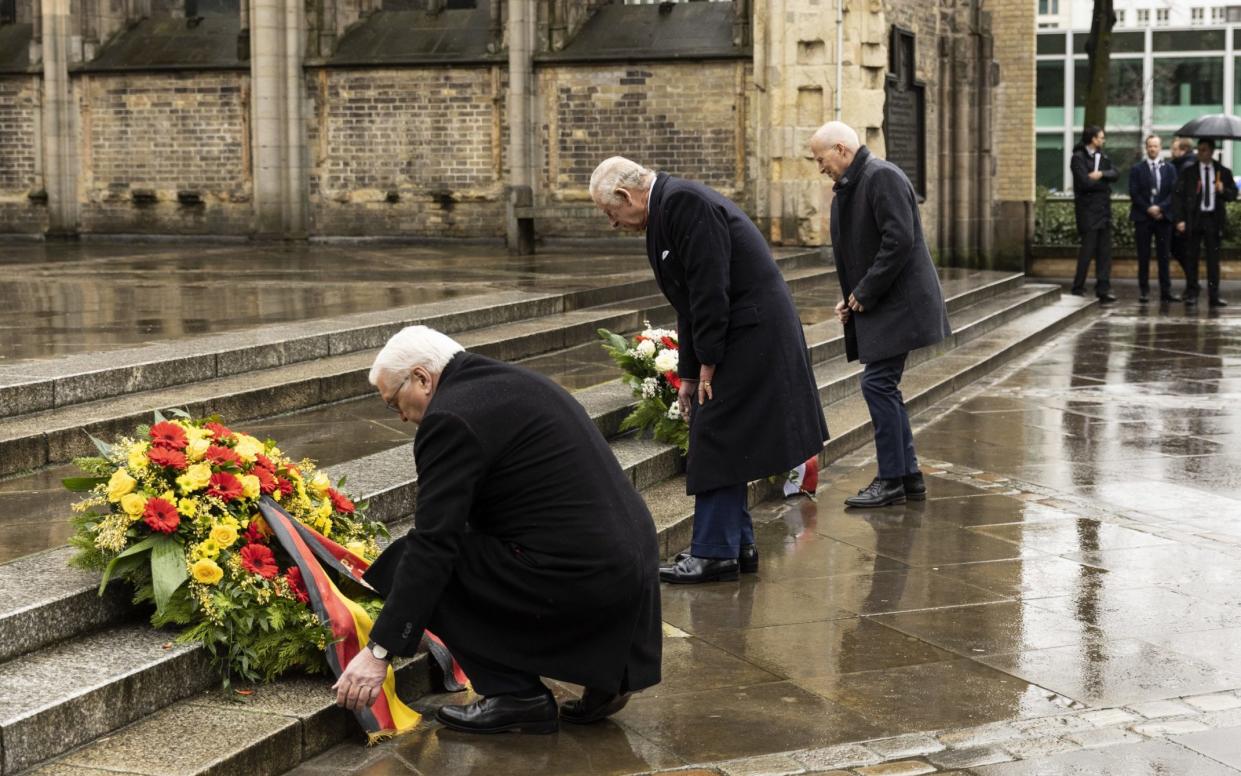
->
[902, 472, 927, 501]
[1186, 296, 1199, 307]
[845, 478, 906, 508]
[560, 689, 632, 724]
[674, 544, 758, 574]
[1211, 297, 1228, 308]
[1069, 289, 1085, 297]
[1138, 289, 1150, 303]
[1160, 294, 1182, 303]
[659, 555, 739, 584]
[436, 689, 559, 734]
[1098, 293, 1118, 304]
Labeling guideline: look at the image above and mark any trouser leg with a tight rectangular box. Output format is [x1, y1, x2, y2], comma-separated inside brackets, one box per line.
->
[1072, 229, 1097, 294]
[1135, 221, 1152, 294]
[426, 613, 542, 697]
[860, 353, 912, 480]
[1205, 217, 1223, 300]
[1187, 226, 1204, 298]
[1154, 221, 1173, 295]
[691, 483, 750, 559]
[1095, 223, 1113, 296]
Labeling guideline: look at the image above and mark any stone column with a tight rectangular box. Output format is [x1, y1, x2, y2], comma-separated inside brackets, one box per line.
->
[249, 0, 308, 238]
[506, 0, 535, 254]
[41, 0, 78, 236]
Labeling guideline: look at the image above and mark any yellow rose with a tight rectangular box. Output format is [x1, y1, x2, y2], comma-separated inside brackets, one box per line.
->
[186, 437, 210, 462]
[127, 442, 150, 471]
[106, 469, 137, 502]
[210, 523, 239, 548]
[309, 472, 331, 498]
[190, 539, 221, 561]
[176, 463, 212, 494]
[190, 558, 224, 585]
[345, 540, 368, 558]
[233, 435, 264, 463]
[239, 474, 261, 501]
[120, 492, 147, 518]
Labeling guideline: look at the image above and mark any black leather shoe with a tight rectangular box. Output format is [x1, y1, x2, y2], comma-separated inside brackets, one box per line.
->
[1098, 293, 1118, 304]
[560, 689, 632, 724]
[1211, 297, 1228, 308]
[1160, 294, 1182, 303]
[660, 555, 739, 584]
[436, 689, 559, 734]
[674, 544, 758, 574]
[902, 472, 927, 501]
[845, 478, 906, 508]
[1138, 290, 1150, 303]
[1186, 296, 1199, 307]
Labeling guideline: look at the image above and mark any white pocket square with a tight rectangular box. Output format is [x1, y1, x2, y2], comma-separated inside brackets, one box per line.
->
[661, 250, 670, 261]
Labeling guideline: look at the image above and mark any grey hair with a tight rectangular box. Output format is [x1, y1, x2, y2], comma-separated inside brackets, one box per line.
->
[589, 156, 655, 206]
[811, 121, 861, 151]
[368, 325, 464, 386]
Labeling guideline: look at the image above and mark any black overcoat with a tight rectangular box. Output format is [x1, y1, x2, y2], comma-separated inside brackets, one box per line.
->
[363, 352, 662, 694]
[1128, 158, 1177, 223]
[1070, 146, 1118, 233]
[1173, 158, 1238, 236]
[645, 173, 828, 495]
[828, 146, 951, 365]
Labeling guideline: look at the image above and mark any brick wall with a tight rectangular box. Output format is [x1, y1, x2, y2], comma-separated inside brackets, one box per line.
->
[78, 71, 252, 235]
[536, 60, 750, 237]
[307, 67, 508, 238]
[0, 75, 47, 234]
[988, 0, 1035, 205]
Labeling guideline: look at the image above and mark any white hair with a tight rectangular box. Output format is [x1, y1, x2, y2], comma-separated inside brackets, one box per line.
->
[589, 156, 655, 206]
[368, 325, 464, 386]
[811, 121, 861, 151]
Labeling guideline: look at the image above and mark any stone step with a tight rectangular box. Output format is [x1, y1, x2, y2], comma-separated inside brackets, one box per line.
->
[0, 263, 834, 478]
[6, 290, 1098, 776]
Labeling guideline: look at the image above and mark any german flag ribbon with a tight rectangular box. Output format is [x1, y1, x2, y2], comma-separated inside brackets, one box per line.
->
[258, 497, 466, 741]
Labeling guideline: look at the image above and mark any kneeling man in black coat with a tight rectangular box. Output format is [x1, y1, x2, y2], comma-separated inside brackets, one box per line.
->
[332, 326, 662, 734]
[810, 122, 951, 508]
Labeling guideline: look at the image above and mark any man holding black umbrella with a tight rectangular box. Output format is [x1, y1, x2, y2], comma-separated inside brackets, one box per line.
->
[1174, 138, 1237, 307]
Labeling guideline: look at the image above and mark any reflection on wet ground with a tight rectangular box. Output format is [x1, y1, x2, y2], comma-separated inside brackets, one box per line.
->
[291, 302, 1241, 773]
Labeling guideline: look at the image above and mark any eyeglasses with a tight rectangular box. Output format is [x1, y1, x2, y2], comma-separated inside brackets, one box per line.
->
[385, 375, 410, 413]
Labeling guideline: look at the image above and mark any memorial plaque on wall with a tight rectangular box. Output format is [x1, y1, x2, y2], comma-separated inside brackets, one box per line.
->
[884, 27, 926, 199]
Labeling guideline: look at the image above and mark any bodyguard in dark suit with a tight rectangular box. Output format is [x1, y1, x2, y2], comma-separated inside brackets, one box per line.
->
[1070, 126, 1118, 303]
[1129, 135, 1180, 303]
[810, 122, 951, 508]
[1174, 138, 1237, 307]
[590, 156, 828, 585]
[333, 326, 661, 733]
[1169, 137, 1197, 290]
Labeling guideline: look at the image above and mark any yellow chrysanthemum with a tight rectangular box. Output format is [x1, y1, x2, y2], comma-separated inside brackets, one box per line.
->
[210, 523, 239, 548]
[219, 515, 240, 530]
[185, 424, 213, 443]
[106, 469, 137, 502]
[176, 462, 212, 494]
[127, 442, 150, 471]
[190, 539, 221, 561]
[191, 558, 224, 585]
[186, 437, 211, 462]
[309, 472, 331, 498]
[239, 474, 261, 501]
[119, 492, 147, 518]
[178, 497, 199, 518]
[233, 435, 264, 463]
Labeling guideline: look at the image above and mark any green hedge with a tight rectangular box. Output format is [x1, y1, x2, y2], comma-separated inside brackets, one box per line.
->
[1034, 189, 1241, 249]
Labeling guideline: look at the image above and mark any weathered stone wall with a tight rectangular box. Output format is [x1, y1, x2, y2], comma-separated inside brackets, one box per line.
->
[0, 76, 48, 234]
[77, 71, 252, 235]
[307, 66, 508, 238]
[535, 60, 750, 237]
[987, 0, 1036, 267]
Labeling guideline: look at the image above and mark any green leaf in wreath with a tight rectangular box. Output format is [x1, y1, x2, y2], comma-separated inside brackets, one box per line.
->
[153, 409, 168, 424]
[62, 476, 107, 492]
[166, 407, 191, 419]
[86, 432, 114, 458]
[150, 536, 188, 614]
[98, 534, 161, 595]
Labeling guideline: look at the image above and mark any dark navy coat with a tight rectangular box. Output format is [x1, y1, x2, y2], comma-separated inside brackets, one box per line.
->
[364, 352, 662, 694]
[645, 173, 828, 494]
[828, 146, 951, 365]
[1128, 157, 1177, 223]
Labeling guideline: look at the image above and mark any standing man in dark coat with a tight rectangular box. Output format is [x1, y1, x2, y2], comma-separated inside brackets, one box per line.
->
[1070, 126, 1119, 303]
[1169, 137, 1197, 296]
[1175, 138, 1237, 307]
[1129, 134, 1180, 303]
[809, 121, 951, 508]
[589, 156, 828, 585]
[332, 326, 661, 733]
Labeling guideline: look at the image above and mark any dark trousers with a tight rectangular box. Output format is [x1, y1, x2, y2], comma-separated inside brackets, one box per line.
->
[1072, 223, 1112, 296]
[1134, 219, 1173, 296]
[860, 353, 918, 480]
[690, 482, 753, 559]
[1187, 211, 1224, 301]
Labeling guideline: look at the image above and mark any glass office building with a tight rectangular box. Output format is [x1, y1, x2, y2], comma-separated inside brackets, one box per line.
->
[1036, 26, 1237, 194]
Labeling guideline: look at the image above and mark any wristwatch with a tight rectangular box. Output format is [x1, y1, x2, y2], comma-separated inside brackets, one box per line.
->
[366, 640, 391, 661]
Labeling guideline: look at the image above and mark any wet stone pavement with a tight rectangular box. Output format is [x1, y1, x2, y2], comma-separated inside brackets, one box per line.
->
[289, 300, 1241, 776]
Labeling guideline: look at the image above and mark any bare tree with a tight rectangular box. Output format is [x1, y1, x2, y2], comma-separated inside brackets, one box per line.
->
[1082, 0, 1117, 130]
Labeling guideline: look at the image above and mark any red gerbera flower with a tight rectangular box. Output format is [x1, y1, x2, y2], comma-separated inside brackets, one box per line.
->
[660, 336, 678, 350]
[665, 370, 682, 391]
[244, 519, 269, 545]
[149, 421, 188, 450]
[205, 445, 242, 467]
[147, 445, 188, 470]
[254, 454, 275, 472]
[142, 497, 180, 534]
[252, 466, 278, 494]
[328, 488, 356, 515]
[207, 471, 244, 501]
[284, 566, 310, 604]
[205, 421, 233, 440]
[276, 477, 294, 497]
[239, 543, 278, 579]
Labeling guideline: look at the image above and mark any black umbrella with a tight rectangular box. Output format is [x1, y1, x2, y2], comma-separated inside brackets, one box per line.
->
[1175, 114, 1241, 140]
